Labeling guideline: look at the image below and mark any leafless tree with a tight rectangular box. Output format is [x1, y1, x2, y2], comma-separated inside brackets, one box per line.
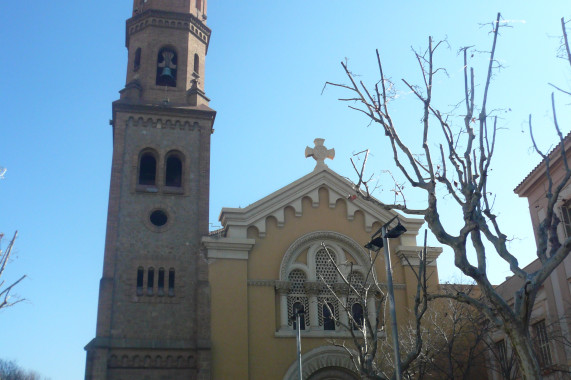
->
[318, 231, 429, 380]
[325, 13, 571, 380]
[0, 359, 50, 380]
[0, 231, 26, 310]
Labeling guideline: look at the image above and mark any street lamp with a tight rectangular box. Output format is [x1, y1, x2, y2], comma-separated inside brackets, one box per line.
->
[290, 304, 305, 380]
[365, 215, 407, 380]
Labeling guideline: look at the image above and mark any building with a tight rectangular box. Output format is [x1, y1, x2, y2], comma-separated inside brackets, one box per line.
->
[85, 2, 441, 379]
[489, 134, 571, 379]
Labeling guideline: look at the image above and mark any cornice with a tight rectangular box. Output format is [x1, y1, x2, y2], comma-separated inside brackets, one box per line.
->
[219, 167, 424, 237]
[395, 245, 442, 267]
[202, 237, 256, 260]
[126, 9, 211, 50]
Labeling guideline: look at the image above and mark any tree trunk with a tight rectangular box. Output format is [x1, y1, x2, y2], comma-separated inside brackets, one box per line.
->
[505, 322, 542, 380]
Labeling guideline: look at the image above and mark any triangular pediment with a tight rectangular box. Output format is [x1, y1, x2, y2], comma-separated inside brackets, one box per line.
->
[219, 167, 424, 238]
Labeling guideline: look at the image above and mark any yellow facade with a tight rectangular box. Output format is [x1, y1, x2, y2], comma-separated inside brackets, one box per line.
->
[204, 166, 441, 379]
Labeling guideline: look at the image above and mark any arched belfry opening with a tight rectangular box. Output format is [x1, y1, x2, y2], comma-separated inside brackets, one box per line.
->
[156, 47, 178, 87]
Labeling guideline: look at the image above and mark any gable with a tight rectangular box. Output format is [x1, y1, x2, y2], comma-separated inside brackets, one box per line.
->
[219, 167, 424, 240]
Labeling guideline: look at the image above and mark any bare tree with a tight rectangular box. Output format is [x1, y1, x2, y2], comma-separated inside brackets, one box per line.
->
[319, 232, 430, 380]
[0, 359, 50, 380]
[418, 285, 490, 380]
[0, 231, 26, 310]
[326, 13, 571, 380]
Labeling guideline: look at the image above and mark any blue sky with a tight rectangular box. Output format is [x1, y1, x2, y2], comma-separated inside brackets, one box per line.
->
[1, 1, 570, 379]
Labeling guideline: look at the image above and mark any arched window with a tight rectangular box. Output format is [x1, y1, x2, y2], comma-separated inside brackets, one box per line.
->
[139, 152, 157, 186]
[193, 53, 200, 74]
[288, 269, 309, 330]
[136, 267, 144, 296]
[196, 0, 202, 11]
[351, 303, 364, 330]
[323, 303, 336, 331]
[316, 248, 339, 329]
[158, 268, 165, 296]
[292, 302, 305, 330]
[134, 47, 141, 71]
[168, 268, 175, 296]
[278, 233, 371, 335]
[147, 267, 155, 296]
[156, 47, 177, 87]
[165, 153, 183, 187]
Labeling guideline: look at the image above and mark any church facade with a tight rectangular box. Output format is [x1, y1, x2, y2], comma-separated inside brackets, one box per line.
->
[85, 2, 441, 379]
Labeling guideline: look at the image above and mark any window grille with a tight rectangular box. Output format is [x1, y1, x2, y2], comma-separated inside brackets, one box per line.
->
[287, 269, 309, 329]
[316, 248, 337, 284]
[533, 320, 552, 367]
[495, 339, 507, 364]
[560, 202, 571, 237]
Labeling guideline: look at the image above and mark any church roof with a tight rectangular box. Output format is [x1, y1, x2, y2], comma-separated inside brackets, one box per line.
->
[219, 166, 424, 239]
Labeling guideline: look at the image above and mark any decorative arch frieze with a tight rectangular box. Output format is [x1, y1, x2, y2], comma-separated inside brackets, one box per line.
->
[125, 116, 203, 132]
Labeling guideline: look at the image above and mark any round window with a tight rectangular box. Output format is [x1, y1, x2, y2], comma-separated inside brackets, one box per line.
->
[150, 210, 168, 227]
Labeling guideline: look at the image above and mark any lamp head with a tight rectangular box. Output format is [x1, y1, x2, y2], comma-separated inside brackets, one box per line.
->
[364, 236, 384, 252]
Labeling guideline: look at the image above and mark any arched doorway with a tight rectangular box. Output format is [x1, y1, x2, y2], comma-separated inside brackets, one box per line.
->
[307, 366, 359, 380]
[283, 346, 360, 380]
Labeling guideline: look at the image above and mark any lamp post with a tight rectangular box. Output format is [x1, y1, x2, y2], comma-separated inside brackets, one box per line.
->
[291, 304, 305, 380]
[365, 215, 407, 380]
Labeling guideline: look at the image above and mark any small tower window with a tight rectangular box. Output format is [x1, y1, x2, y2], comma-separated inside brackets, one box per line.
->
[292, 302, 305, 330]
[196, 0, 202, 11]
[136, 267, 144, 296]
[147, 267, 155, 296]
[323, 303, 335, 331]
[168, 268, 175, 296]
[165, 154, 183, 187]
[193, 54, 200, 74]
[139, 152, 157, 186]
[351, 303, 364, 330]
[158, 268, 165, 296]
[156, 48, 177, 87]
[134, 48, 141, 71]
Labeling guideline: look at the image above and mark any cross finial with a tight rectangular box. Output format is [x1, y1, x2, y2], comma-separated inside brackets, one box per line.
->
[305, 138, 335, 171]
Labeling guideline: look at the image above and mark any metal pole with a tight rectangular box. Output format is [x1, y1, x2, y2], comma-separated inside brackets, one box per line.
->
[382, 225, 402, 380]
[296, 311, 303, 380]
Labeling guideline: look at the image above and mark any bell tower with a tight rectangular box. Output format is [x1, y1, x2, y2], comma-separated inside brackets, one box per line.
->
[85, 1, 214, 379]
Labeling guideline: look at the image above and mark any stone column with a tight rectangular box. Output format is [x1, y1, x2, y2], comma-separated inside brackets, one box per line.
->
[305, 282, 321, 330]
[275, 281, 291, 330]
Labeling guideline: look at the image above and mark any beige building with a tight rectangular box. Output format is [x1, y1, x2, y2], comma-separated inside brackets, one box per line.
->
[204, 150, 441, 379]
[490, 134, 571, 379]
[85, 1, 442, 379]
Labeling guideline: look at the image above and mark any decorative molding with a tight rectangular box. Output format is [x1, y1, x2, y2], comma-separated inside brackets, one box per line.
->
[247, 280, 276, 287]
[274, 280, 291, 293]
[279, 231, 369, 280]
[108, 353, 195, 369]
[126, 10, 211, 48]
[396, 245, 443, 267]
[202, 237, 255, 260]
[127, 116, 203, 133]
[220, 168, 426, 238]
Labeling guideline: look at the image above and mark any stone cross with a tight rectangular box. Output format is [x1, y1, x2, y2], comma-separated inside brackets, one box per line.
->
[305, 138, 335, 171]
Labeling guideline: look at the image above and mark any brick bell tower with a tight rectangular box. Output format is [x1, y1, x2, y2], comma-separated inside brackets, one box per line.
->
[85, 1, 214, 379]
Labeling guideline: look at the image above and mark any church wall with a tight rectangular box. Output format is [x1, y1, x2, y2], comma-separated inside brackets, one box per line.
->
[210, 186, 425, 379]
[209, 258, 249, 379]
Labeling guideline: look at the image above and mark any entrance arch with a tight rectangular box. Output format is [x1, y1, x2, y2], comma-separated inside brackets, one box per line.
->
[283, 346, 359, 380]
[307, 366, 359, 380]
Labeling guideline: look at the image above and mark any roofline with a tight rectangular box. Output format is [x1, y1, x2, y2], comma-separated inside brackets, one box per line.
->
[514, 131, 571, 197]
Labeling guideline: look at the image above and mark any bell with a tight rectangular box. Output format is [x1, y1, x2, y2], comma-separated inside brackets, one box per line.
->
[160, 67, 174, 79]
